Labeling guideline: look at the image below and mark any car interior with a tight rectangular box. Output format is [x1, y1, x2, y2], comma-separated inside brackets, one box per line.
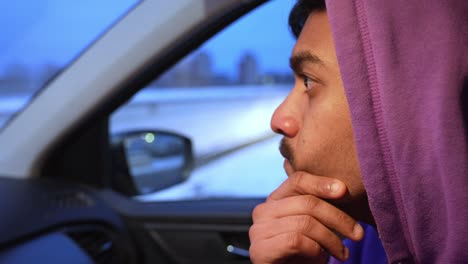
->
[0, 1, 278, 263]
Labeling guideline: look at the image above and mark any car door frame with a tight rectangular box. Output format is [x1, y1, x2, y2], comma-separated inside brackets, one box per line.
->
[35, 0, 270, 263]
[0, 0, 265, 179]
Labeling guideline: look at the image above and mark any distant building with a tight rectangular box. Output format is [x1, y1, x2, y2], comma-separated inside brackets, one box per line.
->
[151, 50, 215, 88]
[171, 61, 193, 87]
[238, 52, 259, 85]
[260, 72, 294, 85]
[149, 50, 293, 89]
[0, 64, 32, 95]
[190, 51, 213, 86]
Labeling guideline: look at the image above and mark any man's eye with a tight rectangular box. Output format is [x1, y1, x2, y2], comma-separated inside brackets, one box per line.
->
[303, 75, 316, 92]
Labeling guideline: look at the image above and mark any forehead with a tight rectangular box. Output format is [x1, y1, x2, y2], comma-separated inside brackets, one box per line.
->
[292, 11, 337, 63]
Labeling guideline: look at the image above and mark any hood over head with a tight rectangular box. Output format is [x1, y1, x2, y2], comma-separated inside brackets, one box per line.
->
[325, 0, 468, 262]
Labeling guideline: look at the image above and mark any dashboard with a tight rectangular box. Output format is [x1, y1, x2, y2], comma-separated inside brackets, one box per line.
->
[0, 178, 135, 264]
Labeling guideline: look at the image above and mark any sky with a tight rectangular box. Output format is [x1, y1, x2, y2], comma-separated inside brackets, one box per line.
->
[202, 0, 296, 74]
[0, 0, 297, 77]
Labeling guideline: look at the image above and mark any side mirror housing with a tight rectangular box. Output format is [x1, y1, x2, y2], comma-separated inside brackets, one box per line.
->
[111, 130, 194, 195]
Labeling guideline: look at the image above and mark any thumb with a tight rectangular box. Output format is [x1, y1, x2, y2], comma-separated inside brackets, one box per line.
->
[284, 159, 295, 177]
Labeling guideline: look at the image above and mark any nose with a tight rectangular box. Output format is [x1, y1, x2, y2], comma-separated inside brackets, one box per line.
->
[270, 95, 300, 138]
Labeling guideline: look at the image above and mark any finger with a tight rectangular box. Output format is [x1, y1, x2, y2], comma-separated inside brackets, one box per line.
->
[253, 195, 364, 241]
[249, 215, 348, 261]
[268, 171, 347, 202]
[249, 232, 330, 264]
[284, 159, 295, 177]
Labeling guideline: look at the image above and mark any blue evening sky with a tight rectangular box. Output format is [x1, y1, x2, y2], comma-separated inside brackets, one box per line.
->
[0, 0, 297, 76]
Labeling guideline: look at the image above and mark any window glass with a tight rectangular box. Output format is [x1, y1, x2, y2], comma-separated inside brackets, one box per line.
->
[0, 0, 139, 129]
[110, 0, 296, 201]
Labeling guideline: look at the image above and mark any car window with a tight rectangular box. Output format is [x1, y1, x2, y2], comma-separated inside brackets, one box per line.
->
[0, 0, 139, 130]
[110, 0, 296, 201]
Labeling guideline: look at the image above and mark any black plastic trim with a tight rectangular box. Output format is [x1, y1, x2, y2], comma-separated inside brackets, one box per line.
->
[98, 189, 263, 226]
[0, 178, 124, 249]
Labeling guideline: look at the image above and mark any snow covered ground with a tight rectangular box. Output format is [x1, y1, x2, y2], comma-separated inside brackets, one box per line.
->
[111, 85, 289, 158]
[112, 86, 290, 201]
[0, 85, 291, 200]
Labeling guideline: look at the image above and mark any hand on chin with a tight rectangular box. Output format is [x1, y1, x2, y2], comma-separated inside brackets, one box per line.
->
[249, 159, 364, 263]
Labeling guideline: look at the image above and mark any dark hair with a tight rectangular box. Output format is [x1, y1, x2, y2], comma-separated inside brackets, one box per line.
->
[288, 0, 326, 39]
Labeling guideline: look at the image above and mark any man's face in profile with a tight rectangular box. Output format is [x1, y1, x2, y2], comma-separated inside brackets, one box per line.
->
[271, 11, 366, 204]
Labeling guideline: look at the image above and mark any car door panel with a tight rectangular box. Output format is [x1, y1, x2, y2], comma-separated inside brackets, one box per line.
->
[99, 190, 261, 263]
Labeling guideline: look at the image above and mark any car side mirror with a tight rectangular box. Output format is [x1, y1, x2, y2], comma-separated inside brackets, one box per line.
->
[111, 130, 194, 195]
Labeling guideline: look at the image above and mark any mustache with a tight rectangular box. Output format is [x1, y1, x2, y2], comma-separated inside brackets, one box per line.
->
[279, 138, 295, 166]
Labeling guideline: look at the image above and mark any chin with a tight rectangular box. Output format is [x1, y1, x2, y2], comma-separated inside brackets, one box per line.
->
[330, 191, 376, 227]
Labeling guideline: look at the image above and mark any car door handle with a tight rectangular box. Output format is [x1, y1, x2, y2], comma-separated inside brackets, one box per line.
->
[226, 245, 250, 258]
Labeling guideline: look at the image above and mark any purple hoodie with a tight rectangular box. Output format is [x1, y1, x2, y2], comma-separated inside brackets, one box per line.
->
[325, 0, 468, 263]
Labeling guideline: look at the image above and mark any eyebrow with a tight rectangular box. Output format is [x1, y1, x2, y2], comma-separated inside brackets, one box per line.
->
[289, 51, 325, 74]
